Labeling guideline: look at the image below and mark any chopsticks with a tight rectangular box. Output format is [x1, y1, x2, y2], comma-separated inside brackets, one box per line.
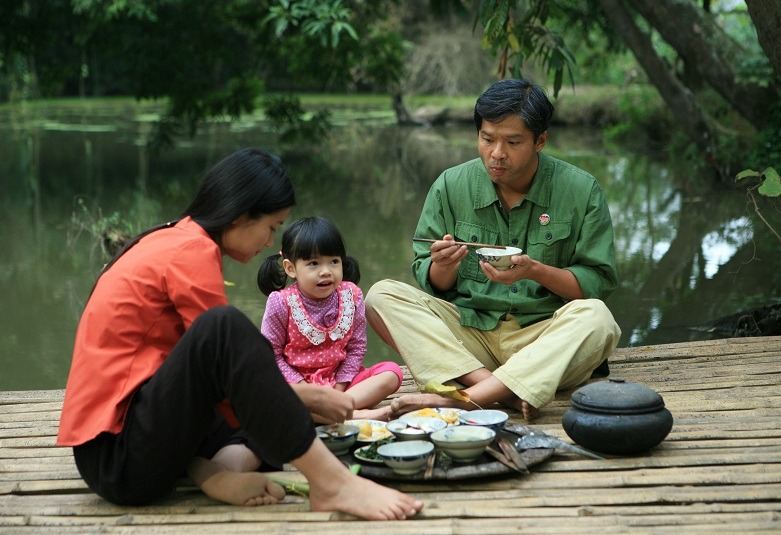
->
[413, 237, 507, 250]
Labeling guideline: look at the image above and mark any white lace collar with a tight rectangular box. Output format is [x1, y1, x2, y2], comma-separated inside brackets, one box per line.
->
[286, 286, 355, 345]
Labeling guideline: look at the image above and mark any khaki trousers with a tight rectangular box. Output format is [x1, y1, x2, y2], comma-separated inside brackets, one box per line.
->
[365, 280, 621, 408]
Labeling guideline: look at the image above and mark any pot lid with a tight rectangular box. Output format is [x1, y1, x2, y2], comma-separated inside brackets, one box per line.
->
[570, 376, 666, 414]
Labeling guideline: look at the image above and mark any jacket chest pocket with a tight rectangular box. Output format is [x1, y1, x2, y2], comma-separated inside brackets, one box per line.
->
[526, 221, 572, 266]
[454, 221, 498, 282]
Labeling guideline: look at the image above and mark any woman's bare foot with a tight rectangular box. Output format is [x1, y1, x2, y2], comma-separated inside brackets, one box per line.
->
[294, 439, 423, 520]
[353, 405, 393, 422]
[309, 472, 423, 520]
[199, 470, 286, 506]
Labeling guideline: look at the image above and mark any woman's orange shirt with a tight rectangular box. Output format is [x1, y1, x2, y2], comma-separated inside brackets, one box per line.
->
[57, 217, 229, 446]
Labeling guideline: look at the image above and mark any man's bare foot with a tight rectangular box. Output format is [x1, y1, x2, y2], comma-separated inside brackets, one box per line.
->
[309, 472, 423, 520]
[389, 393, 473, 418]
[353, 405, 393, 422]
[199, 470, 285, 506]
[502, 396, 540, 420]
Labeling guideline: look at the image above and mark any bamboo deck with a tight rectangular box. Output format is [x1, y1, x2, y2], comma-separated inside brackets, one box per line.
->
[1, 336, 781, 533]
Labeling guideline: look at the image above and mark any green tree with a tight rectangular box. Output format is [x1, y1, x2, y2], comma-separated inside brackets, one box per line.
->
[0, 0, 409, 146]
[474, 0, 781, 178]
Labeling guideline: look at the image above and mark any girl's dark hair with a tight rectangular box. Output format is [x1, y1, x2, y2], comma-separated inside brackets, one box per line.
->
[473, 78, 554, 142]
[258, 216, 360, 296]
[89, 148, 294, 297]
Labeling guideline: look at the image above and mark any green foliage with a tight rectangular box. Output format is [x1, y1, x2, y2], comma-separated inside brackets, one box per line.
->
[735, 55, 775, 89]
[263, 94, 331, 145]
[263, 0, 359, 48]
[476, 0, 578, 97]
[1, 0, 406, 147]
[748, 102, 781, 170]
[736, 168, 781, 198]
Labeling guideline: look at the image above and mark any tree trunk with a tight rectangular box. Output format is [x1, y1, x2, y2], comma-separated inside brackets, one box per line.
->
[746, 0, 781, 78]
[625, 0, 777, 130]
[391, 91, 424, 126]
[597, 0, 723, 174]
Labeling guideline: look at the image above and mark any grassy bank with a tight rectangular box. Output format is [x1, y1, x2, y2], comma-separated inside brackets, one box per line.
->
[1, 84, 667, 133]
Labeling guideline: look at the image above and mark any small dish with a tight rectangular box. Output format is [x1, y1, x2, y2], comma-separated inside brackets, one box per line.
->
[430, 425, 496, 462]
[377, 440, 435, 475]
[315, 423, 360, 456]
[353, 444, 389, 465]
[458, 409, 509, 432]
[399, 407, 465, 426]
[346, 419, 394, 443]
[387, 417, 447, 441]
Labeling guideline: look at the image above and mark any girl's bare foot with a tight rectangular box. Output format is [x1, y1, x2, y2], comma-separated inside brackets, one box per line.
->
[199, 470, 286, 506]
[309, 472, 423, 520]
[389, 393, 472, 418]
[353, 405, 393, 422]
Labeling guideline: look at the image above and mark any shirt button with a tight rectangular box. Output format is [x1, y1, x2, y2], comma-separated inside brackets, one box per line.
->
[546, 232, 552, 240]
[511, 238, 518, 245]
[510, 287, 518, 293]
[471, 235, 478, 242]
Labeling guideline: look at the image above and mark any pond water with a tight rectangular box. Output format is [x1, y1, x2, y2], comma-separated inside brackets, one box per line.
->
[1, 101, 780, 391]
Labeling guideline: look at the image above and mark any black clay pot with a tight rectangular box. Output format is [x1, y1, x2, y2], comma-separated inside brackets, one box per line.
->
[562, 376, 673, 455]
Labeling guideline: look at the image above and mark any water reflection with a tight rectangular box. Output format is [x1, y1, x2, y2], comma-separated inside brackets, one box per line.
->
[1, 104, 779, 391]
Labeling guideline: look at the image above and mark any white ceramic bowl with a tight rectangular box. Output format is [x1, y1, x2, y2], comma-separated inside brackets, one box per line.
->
[458, 409, 509, 432]
[387, 417, 447, 441]
[430, 425, 496, 462]
[377, 440, 435, 475]
[316, 424, 360, 456]
[476, 246, 523, 271]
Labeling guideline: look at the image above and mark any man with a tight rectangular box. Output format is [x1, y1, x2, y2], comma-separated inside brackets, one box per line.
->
[365, 78, 620, 420]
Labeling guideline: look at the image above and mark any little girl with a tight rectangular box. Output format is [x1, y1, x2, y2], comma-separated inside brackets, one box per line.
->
[258, 216, 403, 422]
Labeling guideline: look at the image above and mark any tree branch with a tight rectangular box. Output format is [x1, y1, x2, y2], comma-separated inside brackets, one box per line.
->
[626, 0, 777, 130]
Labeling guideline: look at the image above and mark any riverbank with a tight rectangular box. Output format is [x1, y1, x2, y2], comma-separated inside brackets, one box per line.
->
[1, 83, 666, 131]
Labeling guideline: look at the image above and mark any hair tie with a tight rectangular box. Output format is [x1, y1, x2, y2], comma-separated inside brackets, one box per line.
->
[278, 251, 283, 258]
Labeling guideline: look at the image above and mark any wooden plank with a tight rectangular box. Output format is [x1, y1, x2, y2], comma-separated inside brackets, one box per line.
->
[0, 336, 779, 532]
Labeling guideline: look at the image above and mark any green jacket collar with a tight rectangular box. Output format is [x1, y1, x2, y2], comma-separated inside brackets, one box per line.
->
[473, 153, 553, 210]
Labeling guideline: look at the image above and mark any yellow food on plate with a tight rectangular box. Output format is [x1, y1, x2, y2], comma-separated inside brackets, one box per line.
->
[358, 421, 373, 440]
[351, 420, 393, 441]
[413, 408, 440, 418]
[409, 408, 460, 424]
[440, 410, 459, 424]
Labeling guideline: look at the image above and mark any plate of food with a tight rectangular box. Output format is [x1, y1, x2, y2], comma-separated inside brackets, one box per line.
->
[346, 419, 394, 443]
[352, 439, 395, 465]
[399, 408, 465, 426]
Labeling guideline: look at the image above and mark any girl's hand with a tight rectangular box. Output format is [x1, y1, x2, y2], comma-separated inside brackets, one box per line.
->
[334, 382, 348, 392]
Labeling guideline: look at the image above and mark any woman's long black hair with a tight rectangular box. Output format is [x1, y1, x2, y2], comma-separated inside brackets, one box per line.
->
[257, 216, 360, 296]
[89, 148, 294, 297]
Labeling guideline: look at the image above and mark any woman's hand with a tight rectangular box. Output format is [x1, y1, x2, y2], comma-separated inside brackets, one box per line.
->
[291, 382, 355, 423]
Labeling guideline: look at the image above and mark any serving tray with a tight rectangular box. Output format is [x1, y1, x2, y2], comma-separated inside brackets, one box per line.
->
[342, 446, 553, 481]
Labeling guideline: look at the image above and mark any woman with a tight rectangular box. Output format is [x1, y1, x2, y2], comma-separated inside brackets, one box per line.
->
[57, 148, 423, 520]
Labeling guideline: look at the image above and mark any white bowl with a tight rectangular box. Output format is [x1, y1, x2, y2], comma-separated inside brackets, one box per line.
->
[377, 440, 435, 475]
[399, 407, 465, 426]
[316, 424, 360, 456]
[430, 425, 496, 462]
[387, 417, 447, 441]
[476, 246, 523, 271]
[458, 409, 509, 432]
